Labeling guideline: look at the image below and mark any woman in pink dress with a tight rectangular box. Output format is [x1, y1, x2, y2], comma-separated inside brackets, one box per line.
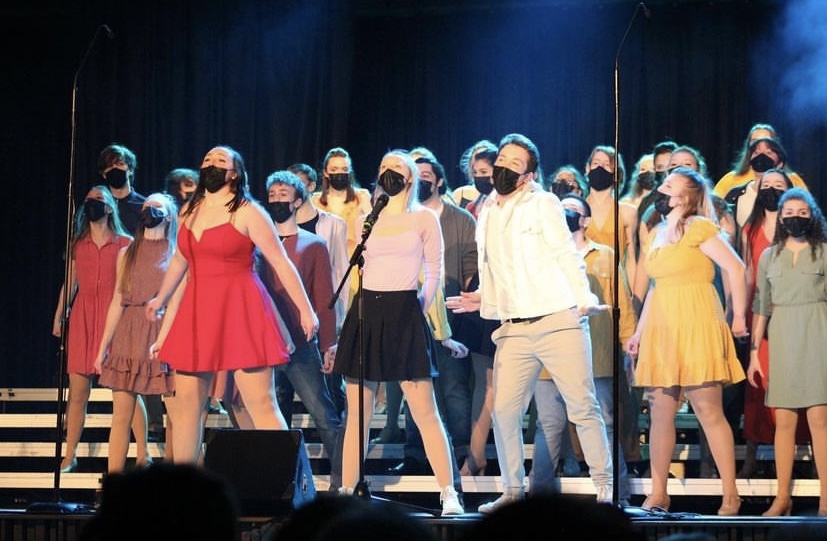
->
[95, 193, 178, 473]
[146, 146, 317, 464]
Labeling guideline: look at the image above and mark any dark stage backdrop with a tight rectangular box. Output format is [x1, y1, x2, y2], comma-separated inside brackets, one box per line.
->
[3, 0, 826, 386]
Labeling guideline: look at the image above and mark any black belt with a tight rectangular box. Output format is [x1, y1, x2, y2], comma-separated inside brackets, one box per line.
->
[505, 314, 547, 324]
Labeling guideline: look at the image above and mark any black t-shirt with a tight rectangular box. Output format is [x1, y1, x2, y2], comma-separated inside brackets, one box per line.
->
[117, 190, 147, 234]
[297, 214, 320, 234]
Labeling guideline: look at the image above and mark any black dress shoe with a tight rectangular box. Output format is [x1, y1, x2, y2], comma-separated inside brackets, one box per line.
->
[370, 427, 404, 444]
[386, 458, 430, 475]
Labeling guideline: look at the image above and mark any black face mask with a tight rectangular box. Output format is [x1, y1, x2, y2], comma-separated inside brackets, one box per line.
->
[268, 201, 294, 224]
[106, 168, 128, 189]
[140, 206, 166, 229]
[757, 187, 784, 212]
[654, 170, 667, 186]
[84, 199, 107, 222]
[378, 169, 406, 196]
[781, 216, 812, 238]
[492, 165, 521, 195]
[200, 165, 229, 193]
[327, 173, 350, 191]
[636, 171, 656, 191]
[551, 180, 578, 198]
[653, 191, 674, 216]
[587, 166, 614, 191]
[473, 176, 493, 196]
[750, 154, 776, 174]
[564, 208, 582, 233]
[417, 181, 434, 202]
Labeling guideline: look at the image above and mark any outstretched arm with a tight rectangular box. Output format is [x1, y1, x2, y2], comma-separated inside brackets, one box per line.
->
[701, 233, 748, 338]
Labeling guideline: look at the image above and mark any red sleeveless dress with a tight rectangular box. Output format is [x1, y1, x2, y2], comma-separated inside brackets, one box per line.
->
[159, 222, 290, 372]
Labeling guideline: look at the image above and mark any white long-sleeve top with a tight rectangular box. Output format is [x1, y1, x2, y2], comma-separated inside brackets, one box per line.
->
[477, 181, 597, 321]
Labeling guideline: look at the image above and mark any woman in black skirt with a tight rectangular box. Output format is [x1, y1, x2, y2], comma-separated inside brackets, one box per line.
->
[330, 149, 463, 515]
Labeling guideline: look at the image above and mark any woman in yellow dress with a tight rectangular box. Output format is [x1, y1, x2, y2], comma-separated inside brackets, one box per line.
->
[626, 166, 748, 516]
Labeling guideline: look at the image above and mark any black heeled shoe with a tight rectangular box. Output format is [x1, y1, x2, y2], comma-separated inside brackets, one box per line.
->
[370, 426, 404, 444]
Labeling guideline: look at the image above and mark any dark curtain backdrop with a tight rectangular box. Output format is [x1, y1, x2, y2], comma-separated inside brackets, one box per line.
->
[3, 0, 826, 386]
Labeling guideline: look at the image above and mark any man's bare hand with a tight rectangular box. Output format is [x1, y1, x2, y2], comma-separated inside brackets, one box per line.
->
[446, 291, 481, 314]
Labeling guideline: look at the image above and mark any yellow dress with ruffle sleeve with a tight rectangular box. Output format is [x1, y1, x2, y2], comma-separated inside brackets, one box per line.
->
[634, 217, 745, 387]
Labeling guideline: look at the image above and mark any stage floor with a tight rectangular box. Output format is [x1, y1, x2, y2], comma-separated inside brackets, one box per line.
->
[3, 502, 827, 541]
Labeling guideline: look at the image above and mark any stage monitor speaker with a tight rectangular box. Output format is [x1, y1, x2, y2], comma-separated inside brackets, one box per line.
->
[203, 428, 316, 517]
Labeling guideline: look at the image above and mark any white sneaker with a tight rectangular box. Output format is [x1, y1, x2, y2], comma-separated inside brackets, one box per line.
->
[478, 491, 524, 514]
[595, 485, 613, 504]
[440, 486, 464, 516]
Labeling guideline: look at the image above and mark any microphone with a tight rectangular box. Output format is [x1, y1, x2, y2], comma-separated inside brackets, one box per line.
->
[362, 194, 390, 235]
[641, 2, 652, 19]
[75, 25, 115, 84]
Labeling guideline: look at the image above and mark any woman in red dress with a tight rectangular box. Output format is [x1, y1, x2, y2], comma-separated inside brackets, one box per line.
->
[146, 146, 317, 464]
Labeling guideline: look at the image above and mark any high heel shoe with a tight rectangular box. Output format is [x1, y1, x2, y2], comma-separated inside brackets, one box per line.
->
[641, 494, 670, 512]
[59, 458, 77, 473]
[718, 495, 743, 516]
[762, 496, 793, 517]
[136, 456, 154, 468]
[369, 426, 403, 444]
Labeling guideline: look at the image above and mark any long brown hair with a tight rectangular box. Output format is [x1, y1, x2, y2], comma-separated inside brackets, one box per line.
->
[318, 147, 358, 207]
[71, 185, 131, 253]
[773, 188, 827, 261]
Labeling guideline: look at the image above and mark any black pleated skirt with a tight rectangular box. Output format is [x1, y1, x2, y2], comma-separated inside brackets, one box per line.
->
[333, 289, 438, 382]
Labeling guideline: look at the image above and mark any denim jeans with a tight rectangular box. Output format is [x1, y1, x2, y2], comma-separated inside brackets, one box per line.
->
[532, 377, 629, 500]
[325, 372, 347, 420]
[276, 337, 344, 489]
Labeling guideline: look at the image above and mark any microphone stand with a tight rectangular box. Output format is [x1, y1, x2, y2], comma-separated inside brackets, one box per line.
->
[27, 25, 112, 515]
[329, 232, 371, 496]
[612, 2, 647, 509]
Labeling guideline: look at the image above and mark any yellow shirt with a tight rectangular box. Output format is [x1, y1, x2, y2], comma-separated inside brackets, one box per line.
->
[713, 170, 807, 198]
